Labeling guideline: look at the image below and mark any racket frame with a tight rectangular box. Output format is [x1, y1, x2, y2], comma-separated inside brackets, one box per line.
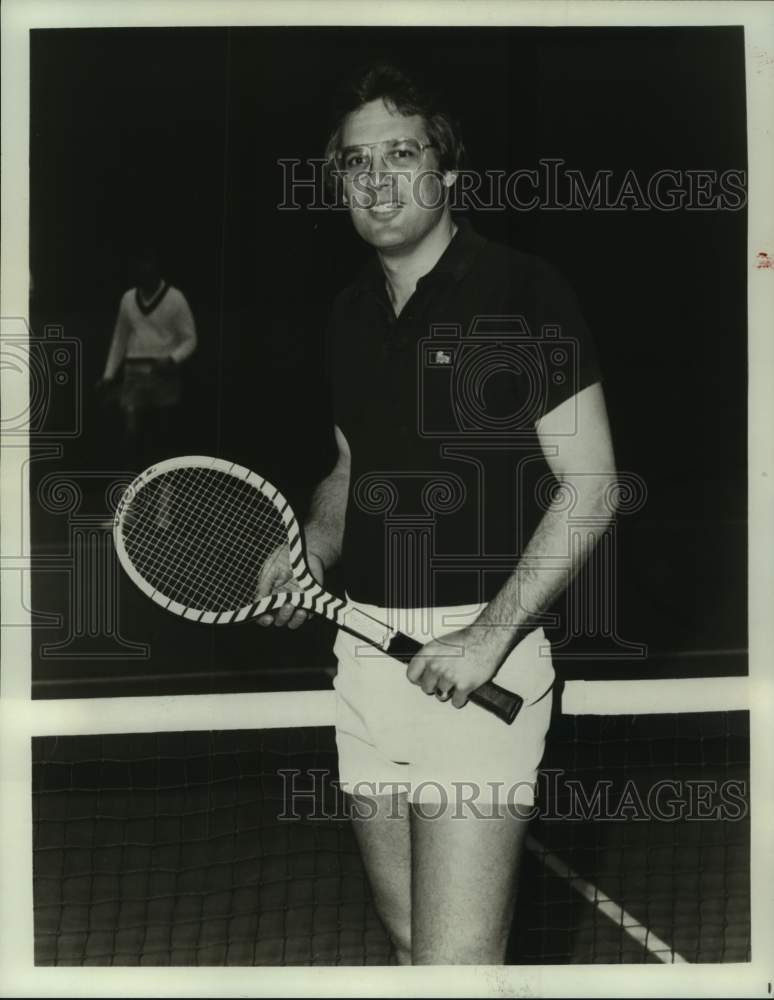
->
[113, 456, 395, 641]
[114, 456, 523, 724]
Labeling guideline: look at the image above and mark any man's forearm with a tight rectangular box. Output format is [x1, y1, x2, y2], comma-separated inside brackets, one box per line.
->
[472, 476, 617, 662]
[103, 311, 129, 380]
[303, 468, 349, 571]
[171, 307, 197, 363]
[103, 333, 125, 380]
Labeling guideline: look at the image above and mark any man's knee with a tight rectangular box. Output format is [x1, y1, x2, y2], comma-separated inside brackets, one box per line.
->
[381, 912, 411, 964]
[412, 921, 511, 966]
[390, 933, 412, 966]
[413, 940, 507, 965]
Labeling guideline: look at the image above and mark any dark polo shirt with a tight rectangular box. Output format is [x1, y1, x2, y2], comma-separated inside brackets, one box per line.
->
[328, 219, 601, 609]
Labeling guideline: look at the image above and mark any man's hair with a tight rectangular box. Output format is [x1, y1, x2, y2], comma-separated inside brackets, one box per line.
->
[324, 63, 466, 175]
[130, 245, 162, 285]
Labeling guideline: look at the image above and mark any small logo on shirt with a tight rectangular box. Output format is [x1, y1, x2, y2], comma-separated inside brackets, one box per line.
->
[428, 349, 454, 366]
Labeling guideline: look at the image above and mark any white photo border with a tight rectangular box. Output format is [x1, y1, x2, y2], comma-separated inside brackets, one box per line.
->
[2, 1, 773, 996]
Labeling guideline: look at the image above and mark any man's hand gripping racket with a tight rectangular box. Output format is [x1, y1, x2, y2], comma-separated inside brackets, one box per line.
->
[112, 456, 524, 724]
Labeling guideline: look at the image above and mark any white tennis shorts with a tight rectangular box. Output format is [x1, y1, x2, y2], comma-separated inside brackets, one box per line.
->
[333, 599, 555, 808]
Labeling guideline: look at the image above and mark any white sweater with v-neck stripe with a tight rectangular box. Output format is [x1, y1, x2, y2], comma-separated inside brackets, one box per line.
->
[103, 283, 197, 380]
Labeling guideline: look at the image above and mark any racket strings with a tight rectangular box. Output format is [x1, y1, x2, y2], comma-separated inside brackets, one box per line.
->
[123, 474, 256, 608]
[125, 470, 285, 609]
[130, 469, 284, 600]
[120, 466, 291, 611]
[154, 468, 289, 601]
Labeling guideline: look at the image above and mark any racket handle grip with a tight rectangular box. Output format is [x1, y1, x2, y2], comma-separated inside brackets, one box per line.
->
[468, 683, 524, 725]
[384, 631, 525, 725]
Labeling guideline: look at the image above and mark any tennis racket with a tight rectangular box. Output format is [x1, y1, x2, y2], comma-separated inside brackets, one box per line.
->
[112, 456, 524, 724]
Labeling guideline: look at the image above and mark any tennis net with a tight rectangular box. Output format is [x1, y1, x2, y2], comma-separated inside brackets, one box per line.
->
[32, 678, 750, 966]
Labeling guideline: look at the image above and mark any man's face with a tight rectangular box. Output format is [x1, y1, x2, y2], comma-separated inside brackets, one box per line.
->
[338, 99, 454, 254]
[135, 253, 161, 291]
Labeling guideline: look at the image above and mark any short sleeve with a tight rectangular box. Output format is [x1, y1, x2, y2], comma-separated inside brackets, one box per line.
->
[323, 302, 341, 429]
[324, 287, 359, 437]
[531, 258, 602, 419]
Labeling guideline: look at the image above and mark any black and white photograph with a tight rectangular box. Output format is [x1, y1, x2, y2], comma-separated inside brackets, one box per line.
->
[1, 0, 772, 996]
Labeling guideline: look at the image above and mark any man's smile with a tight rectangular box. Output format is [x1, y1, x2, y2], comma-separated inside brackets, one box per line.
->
[368, 201, 403, 219]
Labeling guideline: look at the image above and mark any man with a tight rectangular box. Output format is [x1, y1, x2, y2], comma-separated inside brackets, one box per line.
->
[98, 247, 197, 471]
[257, 65, 617, 966]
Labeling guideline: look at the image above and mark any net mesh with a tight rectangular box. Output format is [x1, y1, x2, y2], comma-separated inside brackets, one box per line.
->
[33, 728, 389, 966]
[32, 687, 750, 966]
[515, 706, 750, 964]
[119, 467, 287, 612]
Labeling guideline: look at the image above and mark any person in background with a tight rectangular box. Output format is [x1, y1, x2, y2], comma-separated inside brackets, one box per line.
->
[98, 247, 197, 471]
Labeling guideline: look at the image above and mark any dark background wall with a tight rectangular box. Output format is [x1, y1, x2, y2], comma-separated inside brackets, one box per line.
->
[28, 26, 747, 696]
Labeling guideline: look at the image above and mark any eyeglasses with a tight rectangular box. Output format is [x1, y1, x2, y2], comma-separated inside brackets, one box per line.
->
[333, 137, 435, 180]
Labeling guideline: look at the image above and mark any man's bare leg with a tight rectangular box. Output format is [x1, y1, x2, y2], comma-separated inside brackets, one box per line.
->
[410, 797, 531, 965]
[348, 789, 412, 965]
